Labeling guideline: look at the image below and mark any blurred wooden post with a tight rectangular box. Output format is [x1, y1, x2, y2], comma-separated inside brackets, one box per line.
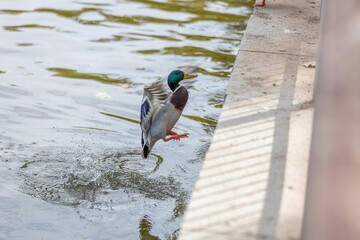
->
[302, 1, 360, 240]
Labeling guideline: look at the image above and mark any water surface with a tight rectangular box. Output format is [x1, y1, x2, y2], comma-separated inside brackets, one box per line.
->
[0, 0, 252, 239]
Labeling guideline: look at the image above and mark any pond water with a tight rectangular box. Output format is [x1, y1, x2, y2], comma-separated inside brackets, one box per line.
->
[0, 0, 251, 239]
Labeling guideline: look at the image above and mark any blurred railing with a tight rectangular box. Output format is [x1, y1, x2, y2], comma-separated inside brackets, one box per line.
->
[302, 1, 360, 239]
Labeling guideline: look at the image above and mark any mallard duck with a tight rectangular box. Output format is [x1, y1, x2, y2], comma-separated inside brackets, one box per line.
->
[140, 70, 198, 159]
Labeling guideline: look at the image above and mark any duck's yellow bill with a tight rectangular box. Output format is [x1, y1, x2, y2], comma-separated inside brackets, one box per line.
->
[183, 73, 198, 79]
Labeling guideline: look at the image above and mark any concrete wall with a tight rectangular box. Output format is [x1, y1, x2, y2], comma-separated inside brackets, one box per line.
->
[179, 0, 321, 239]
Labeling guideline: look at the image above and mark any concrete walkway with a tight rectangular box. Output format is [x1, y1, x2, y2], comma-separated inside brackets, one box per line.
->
[179, 0, 320, 239]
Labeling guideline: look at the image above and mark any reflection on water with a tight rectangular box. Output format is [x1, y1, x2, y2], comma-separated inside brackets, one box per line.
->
[48, 68, 132, 85]
[0, 0, 252, 239]
[139, 216, 160, 240]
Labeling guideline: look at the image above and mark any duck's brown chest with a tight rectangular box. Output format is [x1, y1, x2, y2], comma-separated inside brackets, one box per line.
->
[170, 86, 188, 111]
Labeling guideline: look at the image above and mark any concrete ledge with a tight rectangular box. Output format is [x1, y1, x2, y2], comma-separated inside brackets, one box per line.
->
[179, 0, 320, 239]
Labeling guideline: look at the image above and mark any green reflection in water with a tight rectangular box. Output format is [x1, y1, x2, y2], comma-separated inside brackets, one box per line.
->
[138, 46, 235, 65]
[178, 33, 216, 41]
[35, 8, 126, 26]
[99, 112, 140, 124]
[29, 0, 251, 27]
[47, 68, 131, 85]
[196, 67, 231, 78]
[91, 35, 145, 43]
[17, 43, 34, 47]
[4, 24, 55, 32]
[150, 153, 164, 174]
[183, 114, 217, 128]
[131, 33, 181, 42]
[0, 10, 26, 15]
[20, 160, 36, 169]
[98, 111, 218, 133]
[137, 49, 161, 55]
[163, 46, 235, 64]
[78, 20, 102, 25]
[35, 8, 93, 19]
[100, 14, 140, 25]
[103, 171, 184, 200]
[139, 216, 160, 240]
[172, 31, 242, 43]
[131, 0, 249, 23]
[73, 126, 118, 133]
[90, 35, 123, 43]
[208, 93, 226, 108]
[74, 2, 114, 7]
[172, 193, 187, 219]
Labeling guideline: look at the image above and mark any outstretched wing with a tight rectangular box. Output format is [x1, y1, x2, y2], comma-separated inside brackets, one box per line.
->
[140, 79, 170, 134]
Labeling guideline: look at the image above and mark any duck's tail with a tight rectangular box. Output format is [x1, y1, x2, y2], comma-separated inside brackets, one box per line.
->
[141, 144, 150, 159]
[141, 132, 151, 159]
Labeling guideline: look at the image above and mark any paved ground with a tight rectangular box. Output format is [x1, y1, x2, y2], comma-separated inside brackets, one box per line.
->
[179, 0, 321, 239]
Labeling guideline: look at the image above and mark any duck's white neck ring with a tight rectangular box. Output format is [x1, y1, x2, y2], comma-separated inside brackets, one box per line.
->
[173, 86, 182, 92]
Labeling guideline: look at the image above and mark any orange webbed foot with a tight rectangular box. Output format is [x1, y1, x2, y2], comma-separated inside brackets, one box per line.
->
[167, 131, 178, 136]
[254, 0, 266, 6]
[163, 133, 189, 142]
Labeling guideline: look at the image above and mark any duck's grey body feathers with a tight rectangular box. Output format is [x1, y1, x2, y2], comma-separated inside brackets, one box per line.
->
[140, 68, 197, 159]
[140, 82, 189, 159]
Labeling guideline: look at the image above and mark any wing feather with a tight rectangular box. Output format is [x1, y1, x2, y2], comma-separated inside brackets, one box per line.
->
[140, 79, 171, 134]
[140, 65, 198, 143]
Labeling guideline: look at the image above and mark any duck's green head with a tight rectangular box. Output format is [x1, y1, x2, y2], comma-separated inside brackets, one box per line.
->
[167, 70, 198, 92]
